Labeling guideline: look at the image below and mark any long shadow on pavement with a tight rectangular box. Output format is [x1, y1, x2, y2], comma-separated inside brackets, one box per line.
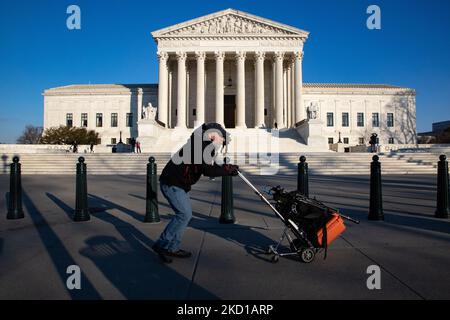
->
[47, 193, 218, 299]
[22, 191, 102, 299]
[335, 206, 450, 236]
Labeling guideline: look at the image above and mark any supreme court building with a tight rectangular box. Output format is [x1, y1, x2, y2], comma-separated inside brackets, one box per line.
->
[43, 9, 417, 151]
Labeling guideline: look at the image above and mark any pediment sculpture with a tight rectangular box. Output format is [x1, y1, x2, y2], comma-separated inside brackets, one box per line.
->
[164, 15, 293, 36]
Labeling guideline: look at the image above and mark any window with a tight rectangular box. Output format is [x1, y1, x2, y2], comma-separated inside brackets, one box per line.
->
[111, 138, 117, 144]
[387, 113, 394, 127]
[359, 137, 365, 145]
[97, 138, 101, 145]
[328, 137, 334, 144]
[264, 109, 267, 116]
[81, 113, 88, 127]
[193, 108, 196, 116]
[327, 113, 334, 127]
[111, 113, 118, 127]
[342, 113, 349, 127]
[126, 113, 133, 127]
[357, 113, 364, 127]
[66, 113, 73, 127]
[389, 137, 394, 144]
[96, 113, 103, 127]
[343, 137, 349, 144]
[372, 113, 380, 127]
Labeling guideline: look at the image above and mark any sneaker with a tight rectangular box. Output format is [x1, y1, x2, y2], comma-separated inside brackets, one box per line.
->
[165, 249, 192, 258]
[152, 244, 173, 263]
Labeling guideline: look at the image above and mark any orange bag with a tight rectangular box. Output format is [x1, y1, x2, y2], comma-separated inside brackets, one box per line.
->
[317, 213, 346, 246]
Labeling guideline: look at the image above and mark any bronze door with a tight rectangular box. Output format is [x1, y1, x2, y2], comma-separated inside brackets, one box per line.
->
[224, 95, 236, 128]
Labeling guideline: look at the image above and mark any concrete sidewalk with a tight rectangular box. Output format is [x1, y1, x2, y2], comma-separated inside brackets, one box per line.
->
[0, 174, 449, 299]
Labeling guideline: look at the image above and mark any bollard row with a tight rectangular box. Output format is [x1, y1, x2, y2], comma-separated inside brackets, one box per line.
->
[5, 154, 449, 222]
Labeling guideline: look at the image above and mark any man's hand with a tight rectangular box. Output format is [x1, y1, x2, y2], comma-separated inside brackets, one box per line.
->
[225, 164, 239, 176]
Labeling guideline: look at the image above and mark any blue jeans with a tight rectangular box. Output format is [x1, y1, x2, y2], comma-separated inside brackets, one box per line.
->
[155, 184, 193, 252]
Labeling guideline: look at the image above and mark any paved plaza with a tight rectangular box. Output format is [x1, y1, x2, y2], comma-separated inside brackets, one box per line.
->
[0, 173, 449, 300]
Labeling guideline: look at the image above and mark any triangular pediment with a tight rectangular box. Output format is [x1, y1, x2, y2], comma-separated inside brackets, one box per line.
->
[152, 9, 309, 38]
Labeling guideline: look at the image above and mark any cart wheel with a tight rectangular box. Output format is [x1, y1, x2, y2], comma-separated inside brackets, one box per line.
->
[300, 248, 315, 263]
[271, 255, 279, 263]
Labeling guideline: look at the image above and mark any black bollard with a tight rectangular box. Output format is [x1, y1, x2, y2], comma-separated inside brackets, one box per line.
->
[74, 157, 90, 222]
[7, 156, 24, 220]
[368, 155, 384, 221]
[435, 155, 449, 219]
[297, 155, 309, 197]
[220, 157, 235, 224]
[144, 157, 160, 223]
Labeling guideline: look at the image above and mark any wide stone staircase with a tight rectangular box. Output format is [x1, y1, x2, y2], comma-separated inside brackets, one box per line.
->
[0, 152, 444, 175]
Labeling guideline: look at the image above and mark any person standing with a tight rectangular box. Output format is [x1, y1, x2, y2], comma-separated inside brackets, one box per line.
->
[136, 140, 141, 153]
[90, 143, 94, 153]
[369, 133, 378, 153]
[130, 137, 136, 153]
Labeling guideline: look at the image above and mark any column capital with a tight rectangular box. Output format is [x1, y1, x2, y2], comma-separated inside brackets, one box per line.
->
[235, 51, 246, 61]
[195, 51, 206, 60]
[214, 51, 225, 61]
[157, 51, 169, 61]
[274, 51, 285, 62]
[176, 51, 187, 61]
[255, 51, 266, 61]
[294, 51, 304, 61]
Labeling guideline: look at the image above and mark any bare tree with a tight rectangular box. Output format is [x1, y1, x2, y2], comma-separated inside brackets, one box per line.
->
[17, 125, 43, 144]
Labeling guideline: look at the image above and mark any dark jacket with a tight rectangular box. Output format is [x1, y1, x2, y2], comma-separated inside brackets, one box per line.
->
[159, 126, 235, 192]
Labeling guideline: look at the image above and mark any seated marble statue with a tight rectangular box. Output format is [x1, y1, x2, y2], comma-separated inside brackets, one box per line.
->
[143, 102, 157, 120]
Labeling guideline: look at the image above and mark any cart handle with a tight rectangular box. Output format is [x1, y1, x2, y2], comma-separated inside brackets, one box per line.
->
[237, 171, 288, 224]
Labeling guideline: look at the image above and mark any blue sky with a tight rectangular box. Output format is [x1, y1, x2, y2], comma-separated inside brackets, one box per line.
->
[0, 0, 449, 142]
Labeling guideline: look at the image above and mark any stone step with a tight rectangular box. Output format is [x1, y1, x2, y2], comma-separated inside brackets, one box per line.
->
[0, 152, 441, 175]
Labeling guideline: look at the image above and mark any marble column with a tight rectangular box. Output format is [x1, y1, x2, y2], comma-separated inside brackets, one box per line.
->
[290, 58, 295, 126]
[236, 51, 246, 128]
[286, 61, 291, 128]
[195, 52, 206, 126]
[176, 51, 187, 128]
[215, 51, 225, 126]
[157, 51, 169, 126]
[294, 51, 304, 123]
[275, 51, 285, 128]
[255, 51, 265, 128]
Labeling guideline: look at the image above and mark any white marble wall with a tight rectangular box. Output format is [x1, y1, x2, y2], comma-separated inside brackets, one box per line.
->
[303, 90, 417, 145]
[44, 87, 157, 145]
